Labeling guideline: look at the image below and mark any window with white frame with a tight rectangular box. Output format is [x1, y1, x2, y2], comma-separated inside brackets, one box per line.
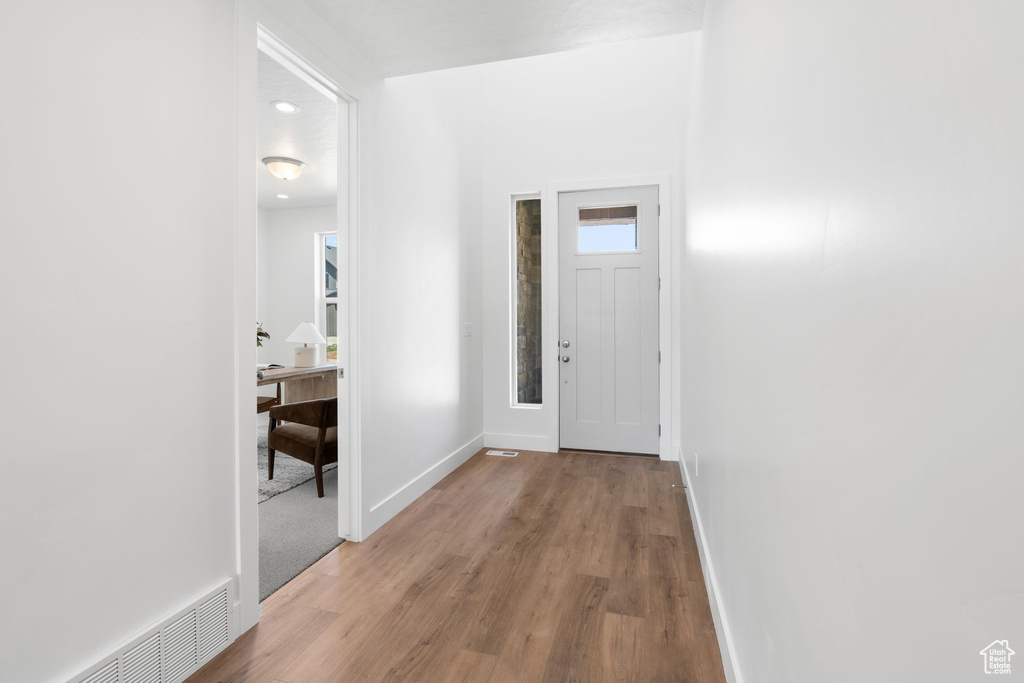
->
[319, 233, 338, 362]
[512, 195, 542, 405]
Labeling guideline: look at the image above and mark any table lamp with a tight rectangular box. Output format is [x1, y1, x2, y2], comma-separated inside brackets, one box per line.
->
[286, 322, 326, 367]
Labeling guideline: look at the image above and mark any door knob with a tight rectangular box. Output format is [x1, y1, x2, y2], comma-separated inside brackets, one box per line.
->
[560, 355, 570, 363]
[560, 340, 571, 348]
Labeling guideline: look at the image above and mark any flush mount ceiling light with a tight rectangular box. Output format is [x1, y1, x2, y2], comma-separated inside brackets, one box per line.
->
[271, 100, 299, 113]
[276, 194, 289, 199]
[262, 157, 306, 181]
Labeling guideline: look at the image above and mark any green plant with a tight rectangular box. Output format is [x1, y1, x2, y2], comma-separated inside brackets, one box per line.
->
[257, 323, 270, 348]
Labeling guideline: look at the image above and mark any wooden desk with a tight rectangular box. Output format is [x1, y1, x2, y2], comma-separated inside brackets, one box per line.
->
[258, 365, 337, 404]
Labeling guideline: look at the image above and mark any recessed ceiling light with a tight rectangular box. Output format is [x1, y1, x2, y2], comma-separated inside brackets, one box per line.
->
[276, 194, 289, 199]
[272, 100, 299, 113]
[262, 157, 306, 181]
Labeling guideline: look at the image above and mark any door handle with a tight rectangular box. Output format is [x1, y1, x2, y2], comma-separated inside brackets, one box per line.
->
[560, 340, 571, 348]
[560, 355, 570, 363]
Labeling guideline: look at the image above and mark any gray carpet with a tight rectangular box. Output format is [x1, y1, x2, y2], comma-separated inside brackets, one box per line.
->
[258, 467, 342, 601]
[258, 413, 337, 503]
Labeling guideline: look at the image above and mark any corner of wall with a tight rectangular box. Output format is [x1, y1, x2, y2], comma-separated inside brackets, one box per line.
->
[363, 434, 485, 538]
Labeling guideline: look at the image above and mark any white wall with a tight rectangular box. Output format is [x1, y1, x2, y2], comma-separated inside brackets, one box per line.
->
[258, 205, 336, 367]
[683, 1, 1024, 682]
[474, 34, 697, 451]
[0, 1, 238, 681]
[362, 72, 485, 533]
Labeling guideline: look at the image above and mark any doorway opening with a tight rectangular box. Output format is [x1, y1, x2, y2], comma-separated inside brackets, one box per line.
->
[234, 23, 362, 627]
[254, 42, 341, 601]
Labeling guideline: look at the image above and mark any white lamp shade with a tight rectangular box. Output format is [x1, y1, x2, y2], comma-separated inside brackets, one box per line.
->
[286, 322, 327, 345]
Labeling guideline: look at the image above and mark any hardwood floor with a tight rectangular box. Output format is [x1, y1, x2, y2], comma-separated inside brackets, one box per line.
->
[186, 449, 727, 682]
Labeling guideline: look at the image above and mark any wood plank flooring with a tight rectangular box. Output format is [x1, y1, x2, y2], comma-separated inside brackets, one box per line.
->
[186, 449, 727, 683]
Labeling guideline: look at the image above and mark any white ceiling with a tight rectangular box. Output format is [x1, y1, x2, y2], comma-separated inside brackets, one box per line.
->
[303, 0, 706, 77]
[258, 50, 337, 209]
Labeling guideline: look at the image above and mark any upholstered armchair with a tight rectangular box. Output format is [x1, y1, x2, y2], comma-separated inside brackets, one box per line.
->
[267, 397, 338, 497]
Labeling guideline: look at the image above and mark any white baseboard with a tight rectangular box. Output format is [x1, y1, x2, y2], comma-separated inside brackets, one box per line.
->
[365, 434, 485, 537]
[678, 454, 743, 683]
[484, 432, 557, 453]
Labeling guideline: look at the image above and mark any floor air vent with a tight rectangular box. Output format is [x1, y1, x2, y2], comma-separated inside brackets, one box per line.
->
[70, 581, 235, 683]
[486, 450, 519, 457]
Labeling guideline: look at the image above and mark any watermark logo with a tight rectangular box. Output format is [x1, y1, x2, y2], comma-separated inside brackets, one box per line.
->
[980, 640, 1014, 675]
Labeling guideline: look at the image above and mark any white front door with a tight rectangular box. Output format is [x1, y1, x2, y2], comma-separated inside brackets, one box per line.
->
[558, 186, 660, 455]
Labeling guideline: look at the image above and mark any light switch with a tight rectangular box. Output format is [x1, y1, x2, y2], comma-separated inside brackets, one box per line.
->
[463, 322, 473, 337]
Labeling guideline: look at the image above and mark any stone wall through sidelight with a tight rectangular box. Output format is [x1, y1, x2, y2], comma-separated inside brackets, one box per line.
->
[515, 198, 542, 404]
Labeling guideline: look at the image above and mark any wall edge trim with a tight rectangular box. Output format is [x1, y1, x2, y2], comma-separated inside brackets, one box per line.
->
[679, 453, 743, 683]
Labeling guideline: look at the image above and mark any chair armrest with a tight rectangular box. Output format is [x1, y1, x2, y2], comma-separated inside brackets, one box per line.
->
[269, 398, 334, 428]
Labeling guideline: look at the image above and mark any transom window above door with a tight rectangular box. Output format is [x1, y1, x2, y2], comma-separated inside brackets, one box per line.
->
[577, 204, 639, 253]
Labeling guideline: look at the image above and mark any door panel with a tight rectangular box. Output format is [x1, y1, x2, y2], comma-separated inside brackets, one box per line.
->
[574, 268, 603, 423]
[558, 186, 659, 454]
[613, 267, 642, 425]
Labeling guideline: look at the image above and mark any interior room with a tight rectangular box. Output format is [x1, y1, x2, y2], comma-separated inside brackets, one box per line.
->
[3, 1, 1022, 682]
[254, 48, 342, 600]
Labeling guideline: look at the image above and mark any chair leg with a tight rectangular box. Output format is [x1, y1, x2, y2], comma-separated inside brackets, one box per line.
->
[314, 464, 324, 498]
[267, 417, 276, 480]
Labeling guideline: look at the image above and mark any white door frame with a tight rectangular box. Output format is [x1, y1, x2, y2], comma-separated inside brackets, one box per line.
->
[541, 175, 673, 459]
[234, 5, 365, 634]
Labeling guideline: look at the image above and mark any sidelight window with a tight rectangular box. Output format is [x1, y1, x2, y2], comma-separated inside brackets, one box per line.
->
[513, 195, 542, 406]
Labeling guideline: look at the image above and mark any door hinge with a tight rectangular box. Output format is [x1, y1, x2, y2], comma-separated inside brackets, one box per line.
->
[658, 424, 662, 436]
[658, 204, 661, 216]
[658, 277, 661, 290]
[658, 350, 661, 363]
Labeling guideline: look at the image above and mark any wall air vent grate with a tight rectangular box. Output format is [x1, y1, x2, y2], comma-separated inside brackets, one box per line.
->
[122, 633, 160, 683]
[486, 450, 519, 457]
[164, 611, 198, 683]
[82, 661, 119, 683]
[197, 589, 230, 660]
[68, 580, 235, 683]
